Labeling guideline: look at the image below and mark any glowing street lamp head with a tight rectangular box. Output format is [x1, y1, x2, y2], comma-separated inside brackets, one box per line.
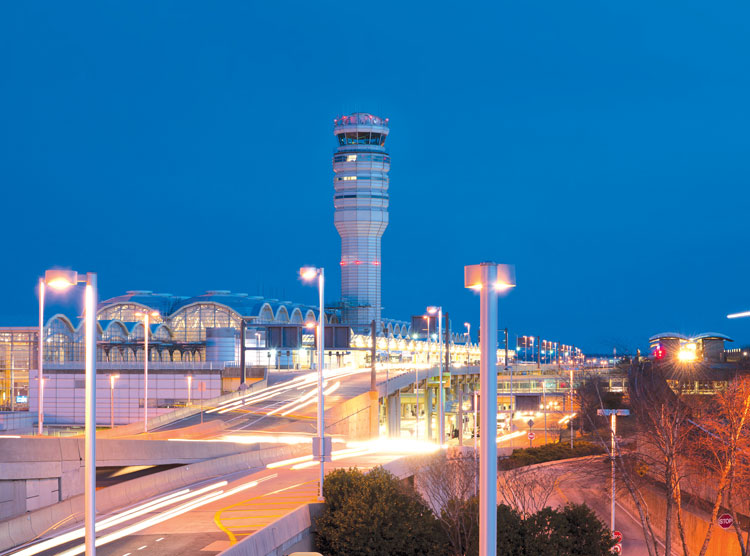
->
[426, 306, 440, 315]
[44, 269, 78, 291]
[463, 263, 516, 292]
[300, 267, 320, 281]
[304, 321, 316, 329]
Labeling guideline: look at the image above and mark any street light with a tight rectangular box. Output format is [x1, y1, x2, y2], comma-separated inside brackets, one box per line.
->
[300, 266, 330, 501]
[43, 269, 97, 555]
[598, 409, 630, 534]
[187, 375, 192, 406]
[135, 310, 159, 433]
[465, 262, 515, 556]
[37, 277, 45, 435]
[109, 374, 119, 428]
[427, 306, 445, 443]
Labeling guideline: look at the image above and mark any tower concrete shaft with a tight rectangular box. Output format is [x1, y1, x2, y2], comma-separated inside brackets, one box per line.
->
[333, 113, 390, 328]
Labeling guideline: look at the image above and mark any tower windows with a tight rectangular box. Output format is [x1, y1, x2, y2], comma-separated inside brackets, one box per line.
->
[336, 132, 386, 146]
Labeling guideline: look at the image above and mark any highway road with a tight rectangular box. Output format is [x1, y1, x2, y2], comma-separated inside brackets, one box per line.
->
[150, 365, 411, 439]
[4, 440, 430, 556]
[541, 459, 677, 556]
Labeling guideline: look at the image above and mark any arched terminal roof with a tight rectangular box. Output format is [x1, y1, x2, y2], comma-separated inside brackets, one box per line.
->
[649, 332, 689, 341]
[693, 332, 734, 342]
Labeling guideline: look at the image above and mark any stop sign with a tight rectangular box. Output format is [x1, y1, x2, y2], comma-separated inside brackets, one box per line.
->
[528, 432, 536, 440]
[613, 530, 623, 543]
[718, 513, 734, 530]
[612, 543, 622, 554]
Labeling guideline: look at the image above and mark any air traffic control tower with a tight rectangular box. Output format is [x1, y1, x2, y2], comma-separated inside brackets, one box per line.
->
[333, 113, 390, 328]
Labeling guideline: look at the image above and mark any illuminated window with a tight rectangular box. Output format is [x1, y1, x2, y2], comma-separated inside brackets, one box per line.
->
[347, 155, 357, 162]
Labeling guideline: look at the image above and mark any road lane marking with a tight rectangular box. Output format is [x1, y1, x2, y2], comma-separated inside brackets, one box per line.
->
[213, 480, 317, 545]
[137, 546, 147, 551]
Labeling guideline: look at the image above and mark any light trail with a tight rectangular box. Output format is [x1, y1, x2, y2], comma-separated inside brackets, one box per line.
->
[558, 412, 576, 425]
[8, 483, 226, 556]
[280, 382, 340, 417]
[266, 384, 326, 417]
[208, 375, 312, 414]
[496, 430, 526, 443]
[53, 475, 277, 556]
[346, 438, 442, 454]
[290, 448, 375, 469]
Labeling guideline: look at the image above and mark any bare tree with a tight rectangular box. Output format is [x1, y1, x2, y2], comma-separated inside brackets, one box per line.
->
[412, 448, 478, 556]
[580, 370, 663, 556]
[497, 464, 560, 518]
[692, 375, 750, 556]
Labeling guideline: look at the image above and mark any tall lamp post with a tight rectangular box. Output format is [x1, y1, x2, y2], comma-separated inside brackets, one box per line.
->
[598, 408, 630, 533]
[421, 315, 430, 439]
[427, 306, 444, 443]
[37, 278, 45, 435]
[300, 266, 329, 501]
[44, 269, 97, 555]
[135, 311, 159, 433]
[465, 262, 515, 556]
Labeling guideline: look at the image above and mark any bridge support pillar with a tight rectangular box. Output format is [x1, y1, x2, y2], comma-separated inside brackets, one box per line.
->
[368, 390, 379, 439]
[387, 392, 400, 438]
[426, 388, 434, 442]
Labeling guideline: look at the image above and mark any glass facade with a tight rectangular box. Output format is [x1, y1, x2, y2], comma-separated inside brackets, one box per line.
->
[0, 329, 35, 411]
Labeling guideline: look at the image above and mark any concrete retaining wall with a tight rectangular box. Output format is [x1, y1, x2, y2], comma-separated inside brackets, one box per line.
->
[618, 480, 743, 556]
[0, 435, 254, 523]
[219, 503, 325, 556]
[325, 390, 378, 440]
[0, 443, 309, 552]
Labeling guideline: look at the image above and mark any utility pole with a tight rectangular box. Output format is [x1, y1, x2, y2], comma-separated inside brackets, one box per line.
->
[240, 319, 246, 386]
[598, 409, 630, 533]
[444, 311, 450, 443]
[508, 328, 514, 449]
[371, 320, 377, 391]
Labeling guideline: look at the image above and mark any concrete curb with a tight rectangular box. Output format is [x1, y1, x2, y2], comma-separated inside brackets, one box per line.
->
[0, 442, 309, 553]
[219, 503, 326, 556]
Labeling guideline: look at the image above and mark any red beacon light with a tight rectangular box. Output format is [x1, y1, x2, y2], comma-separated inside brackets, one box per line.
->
[653, 345, 666, 360]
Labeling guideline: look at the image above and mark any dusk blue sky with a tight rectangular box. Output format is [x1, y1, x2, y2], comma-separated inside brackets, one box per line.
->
[1, 1, 748, 353]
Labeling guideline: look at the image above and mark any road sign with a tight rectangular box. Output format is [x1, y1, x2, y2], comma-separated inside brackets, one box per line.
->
[597, 409, 630, 416]
[527, 432, 536, 440]
[718, 513, 734, 530]
[612, 543, 622, 554]
[613, 530, 623, 543]
[527, 419, 535, 428]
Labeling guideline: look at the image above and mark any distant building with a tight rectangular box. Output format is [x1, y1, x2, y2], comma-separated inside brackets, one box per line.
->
[649, 331, 733, 363]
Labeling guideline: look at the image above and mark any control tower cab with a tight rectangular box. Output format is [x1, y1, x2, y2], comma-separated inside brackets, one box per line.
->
[332, 113, 390, 328]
